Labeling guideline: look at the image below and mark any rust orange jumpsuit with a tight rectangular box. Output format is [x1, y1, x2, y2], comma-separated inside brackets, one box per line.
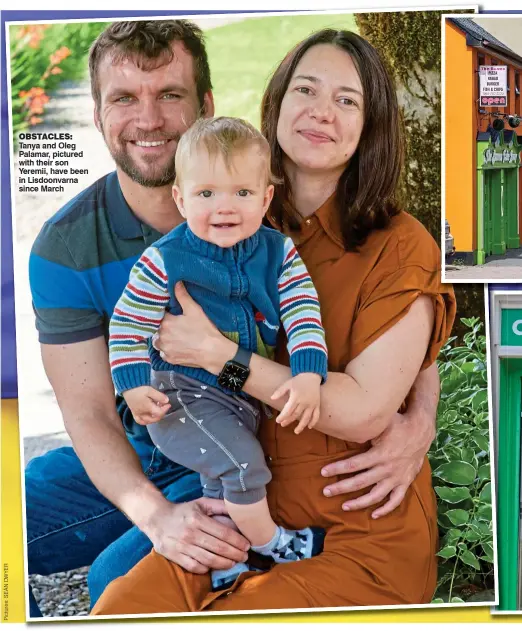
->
[92, 196, 456, 615]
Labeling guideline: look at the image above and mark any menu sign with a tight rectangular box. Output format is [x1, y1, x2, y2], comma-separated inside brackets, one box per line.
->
[479, 65, 508, 107]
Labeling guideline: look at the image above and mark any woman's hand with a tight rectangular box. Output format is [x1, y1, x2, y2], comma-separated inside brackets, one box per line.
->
[320, 399, 435, 519]
[152, 282, 237, 373]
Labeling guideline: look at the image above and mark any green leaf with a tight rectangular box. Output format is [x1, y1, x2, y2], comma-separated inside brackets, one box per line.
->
[465, 530, 481, 542]
[460, 549, 481, 570]
[434, 461, 477, 486]
[461, 447, 478, 467]
[448, 424, 474, 435]
[443, 445, 462, 461]
[477, 464, 491, 482]
[471, 390, 488, 411]
[437, 513, 453, 529]
[476, 504, 492, 522]
[431, 598, 444, 604]
[437, 545, 457, 559]
[472, 433, 489, 452]
[482, 542, 494, 563]
[443, 528, 462, 546]
[450, 596, 466, 603]
[479, 482, 492, 503]
[471, 521, 492, 537]
[446, 509, 470, 526]
[434, 486, 472, 504]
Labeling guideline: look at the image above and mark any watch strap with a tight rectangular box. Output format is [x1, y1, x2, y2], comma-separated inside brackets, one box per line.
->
[232, 346, 252, 367]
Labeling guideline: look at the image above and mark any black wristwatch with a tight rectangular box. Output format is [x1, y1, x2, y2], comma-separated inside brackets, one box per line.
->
[217, 347, 252, 393]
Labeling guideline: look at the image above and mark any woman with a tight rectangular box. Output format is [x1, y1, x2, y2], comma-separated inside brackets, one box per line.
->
[92, 29, 455, 613]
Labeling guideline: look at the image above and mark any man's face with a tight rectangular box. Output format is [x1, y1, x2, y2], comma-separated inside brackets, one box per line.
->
[95, 41, 212, 187]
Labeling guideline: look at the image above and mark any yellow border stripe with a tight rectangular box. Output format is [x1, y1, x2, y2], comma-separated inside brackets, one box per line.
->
[2, 399, 25, 622]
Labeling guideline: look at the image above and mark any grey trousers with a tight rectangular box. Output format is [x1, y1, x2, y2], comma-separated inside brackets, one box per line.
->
[147, 371, 272, 505]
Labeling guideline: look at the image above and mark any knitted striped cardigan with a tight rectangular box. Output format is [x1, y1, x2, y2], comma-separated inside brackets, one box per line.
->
[109, 223, 328, 396]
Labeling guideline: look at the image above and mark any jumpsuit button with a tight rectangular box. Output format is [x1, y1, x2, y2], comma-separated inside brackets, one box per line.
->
[305, 218, 311, 225]
[226, 591, 233, 597]
[266, 455, 272, 462]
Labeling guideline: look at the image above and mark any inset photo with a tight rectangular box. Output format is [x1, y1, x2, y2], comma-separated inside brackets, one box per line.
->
[443, 15, 522, 283]
[488, 284, 522, 613]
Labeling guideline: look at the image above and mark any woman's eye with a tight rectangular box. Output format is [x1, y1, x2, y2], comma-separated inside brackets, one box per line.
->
[296, 86, 312, 95]
[198, 190, 213, 198]
[237, 189, 251, 197]
[339, 97, 356, 106]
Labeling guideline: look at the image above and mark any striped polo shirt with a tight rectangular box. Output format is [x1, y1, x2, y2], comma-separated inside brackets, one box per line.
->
[29, 171, 163, 436]
[30, 171, 163, 344]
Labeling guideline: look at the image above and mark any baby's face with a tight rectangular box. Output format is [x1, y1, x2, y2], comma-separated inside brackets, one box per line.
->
[173, 145, 274, 248]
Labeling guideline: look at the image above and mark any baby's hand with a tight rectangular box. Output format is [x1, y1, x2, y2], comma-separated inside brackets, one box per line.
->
[271, 373, 322, 434]
[124, 386, 171, 425]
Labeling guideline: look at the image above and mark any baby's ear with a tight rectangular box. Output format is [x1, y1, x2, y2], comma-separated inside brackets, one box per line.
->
[264, 184, 275, 210]
[172, 185, 185, 218]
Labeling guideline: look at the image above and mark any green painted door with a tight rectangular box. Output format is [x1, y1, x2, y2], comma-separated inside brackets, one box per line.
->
[498, 358, 522, 610]
[505, 168, 520, 249]
[491, 169, 506, 255]
[483, 170, 493, 256]
[477, 131, 521, 262]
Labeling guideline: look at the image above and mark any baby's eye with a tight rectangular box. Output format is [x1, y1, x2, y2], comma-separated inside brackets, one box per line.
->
[198, 190, 213, 198]
[237, 189, 251, 197]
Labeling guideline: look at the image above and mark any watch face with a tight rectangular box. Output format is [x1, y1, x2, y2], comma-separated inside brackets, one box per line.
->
[218, 361, 250, 391]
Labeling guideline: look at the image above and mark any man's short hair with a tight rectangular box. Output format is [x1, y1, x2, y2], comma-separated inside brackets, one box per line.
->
[175, 116, 273, 185]
[89, 20, 212, 110]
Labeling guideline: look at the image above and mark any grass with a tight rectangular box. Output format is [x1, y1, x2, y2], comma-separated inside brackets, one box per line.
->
[205, 13, 358, 128]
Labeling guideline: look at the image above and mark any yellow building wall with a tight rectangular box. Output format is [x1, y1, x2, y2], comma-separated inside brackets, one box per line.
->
[445, 22, 475, 253]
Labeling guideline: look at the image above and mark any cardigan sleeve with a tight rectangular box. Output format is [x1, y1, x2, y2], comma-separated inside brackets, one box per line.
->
[278, 237, 328, 381]
[109, 246, 170, 393]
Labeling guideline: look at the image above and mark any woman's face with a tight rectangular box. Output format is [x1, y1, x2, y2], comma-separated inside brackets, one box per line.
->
[276, 43, 364, 177]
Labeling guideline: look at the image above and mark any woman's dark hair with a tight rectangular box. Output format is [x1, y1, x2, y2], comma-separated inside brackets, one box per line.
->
[261, 29, 403, 251]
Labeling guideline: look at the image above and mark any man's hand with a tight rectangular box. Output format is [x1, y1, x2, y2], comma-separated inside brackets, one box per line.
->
[146, 497, 250, 573]
[271, 372, 322, 434]
[321, 403, 435, 519]
[123, 386, 171, 425]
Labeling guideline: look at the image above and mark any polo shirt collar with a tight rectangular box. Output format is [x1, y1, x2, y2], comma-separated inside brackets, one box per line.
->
[314, 191, 344, 248]
[106, 171, 144, 240]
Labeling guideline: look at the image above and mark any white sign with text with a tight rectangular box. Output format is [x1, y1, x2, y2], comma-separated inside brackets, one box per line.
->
[480, 65, 508, 107]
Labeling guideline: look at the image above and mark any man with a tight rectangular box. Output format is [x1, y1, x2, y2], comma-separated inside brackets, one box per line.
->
[26, 19, 440, 617]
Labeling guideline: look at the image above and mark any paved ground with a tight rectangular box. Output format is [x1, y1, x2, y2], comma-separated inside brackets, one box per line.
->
[445, 247, 522, 281]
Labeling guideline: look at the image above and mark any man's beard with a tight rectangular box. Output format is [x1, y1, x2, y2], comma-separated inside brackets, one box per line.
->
[102, 127, 181, 188]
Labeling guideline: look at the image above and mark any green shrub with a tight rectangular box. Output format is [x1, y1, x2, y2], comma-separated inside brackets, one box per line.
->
[430, 317, 493, 603]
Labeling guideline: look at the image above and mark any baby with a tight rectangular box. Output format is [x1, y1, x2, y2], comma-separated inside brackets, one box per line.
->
[109, 116, 328, 590]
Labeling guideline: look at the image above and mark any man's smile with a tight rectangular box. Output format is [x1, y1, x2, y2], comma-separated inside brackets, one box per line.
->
[134, 140, 169, 147]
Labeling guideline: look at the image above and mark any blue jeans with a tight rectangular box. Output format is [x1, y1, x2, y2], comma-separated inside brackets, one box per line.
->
[25, 435, 202, 617]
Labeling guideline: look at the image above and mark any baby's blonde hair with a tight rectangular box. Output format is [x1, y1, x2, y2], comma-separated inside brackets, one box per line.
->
[175, 116, 273, 186]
